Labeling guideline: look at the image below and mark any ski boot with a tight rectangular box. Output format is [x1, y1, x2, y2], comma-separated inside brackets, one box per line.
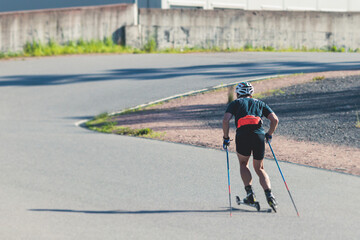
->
[236, 185, 260, 211]
[265, 190, 278, 212]
[236, 192, 260, 211]
[236, 186, 261, 211]
[243, 192, 256, 205]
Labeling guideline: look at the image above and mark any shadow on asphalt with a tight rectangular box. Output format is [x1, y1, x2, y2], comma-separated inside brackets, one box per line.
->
[1, 60, 360, 86]
[113, 103, 225, 129]
[28, 207, 271, 214]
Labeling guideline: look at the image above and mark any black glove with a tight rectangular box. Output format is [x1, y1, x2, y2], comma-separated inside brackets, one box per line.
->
[265, 133, 272, 143]
[223, 137, 230, 149]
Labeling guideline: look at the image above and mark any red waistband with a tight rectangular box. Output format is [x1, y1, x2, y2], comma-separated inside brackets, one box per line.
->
[237, 115, 261, 128]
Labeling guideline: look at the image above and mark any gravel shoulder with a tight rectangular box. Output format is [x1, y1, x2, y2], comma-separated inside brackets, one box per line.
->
[110, 70, 360, 175]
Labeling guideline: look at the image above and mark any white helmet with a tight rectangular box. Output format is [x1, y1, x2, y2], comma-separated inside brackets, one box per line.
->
[235, 82, 254, 96]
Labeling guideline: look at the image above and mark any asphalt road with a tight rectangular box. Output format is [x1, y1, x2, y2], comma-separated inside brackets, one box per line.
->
[1, 52, 359, 239]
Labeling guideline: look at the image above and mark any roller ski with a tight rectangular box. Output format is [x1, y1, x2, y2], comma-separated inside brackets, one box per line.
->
[266, 191, 278, 213]
[236, 193, 260, 212]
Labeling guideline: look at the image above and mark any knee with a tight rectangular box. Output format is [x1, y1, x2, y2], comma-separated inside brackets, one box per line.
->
[254, 165, 265, 175]
[239, 161, 249, 168]
[254, 168, 262, 175]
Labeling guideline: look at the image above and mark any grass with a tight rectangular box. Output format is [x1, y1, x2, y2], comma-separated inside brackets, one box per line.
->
[23, 38, 134, 57]
[116, 101, 166, 116]
[143, 38, 158, 53]
[88, 122, 118, 133]
[85, 112, 165, 139]
[356, 111, 360, 128]
[253, 89, 285, 99]
[312, 76, 325, 82]
[113, 126, 165, 139]
[0, 38, 134, 59]
[1, 38, 359, 60]
[85, 112, 111, 127]
[89, 123, 165, 139]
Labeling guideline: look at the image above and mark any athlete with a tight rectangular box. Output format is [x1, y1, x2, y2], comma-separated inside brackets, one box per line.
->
[222, 82, 279, 211]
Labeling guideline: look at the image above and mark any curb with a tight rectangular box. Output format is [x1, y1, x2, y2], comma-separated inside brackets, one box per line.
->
[108, 74, 286, 116]
[75, 74, 286, 127]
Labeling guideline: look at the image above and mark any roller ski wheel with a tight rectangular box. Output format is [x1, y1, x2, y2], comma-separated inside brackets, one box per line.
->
[236, 196, 260, 212]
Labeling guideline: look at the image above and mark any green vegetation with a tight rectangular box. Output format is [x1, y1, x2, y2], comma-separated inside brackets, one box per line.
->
[117, 108, 144, 116]
[114, 126, 165, 139]
[253, 89, 285, 99]
[1, 38, 360, 60]
[143, 37, 158, 53]
[85, 112, 111, 127]
[312, 76, 325, 82]
[356, 111, 360, 129]
[0, 51, 22, 58]
[85, 112, 164, 139]
[117, 102, 166, 116]
[88, 121, 118, 133]
[88, 123, 164, 139]
[23, 38, 134, 57]
[0, 38, 134, 59]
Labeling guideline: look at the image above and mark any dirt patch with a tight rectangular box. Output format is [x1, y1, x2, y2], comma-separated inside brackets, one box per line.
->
[111, 70, 360, 176]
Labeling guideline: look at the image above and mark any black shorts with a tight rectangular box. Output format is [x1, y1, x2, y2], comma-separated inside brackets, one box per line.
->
[236, 132, 265, 160]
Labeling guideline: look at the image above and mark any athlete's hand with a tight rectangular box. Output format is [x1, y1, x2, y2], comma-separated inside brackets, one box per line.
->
[223, 137, 230, 149]
[265, 133, 272, 143]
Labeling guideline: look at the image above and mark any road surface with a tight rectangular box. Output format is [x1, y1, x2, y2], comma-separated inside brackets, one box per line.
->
[0, 52, 359, 239]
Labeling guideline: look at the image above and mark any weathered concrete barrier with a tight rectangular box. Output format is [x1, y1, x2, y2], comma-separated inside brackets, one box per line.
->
[129, 9, 360, 50]
[0, 4, 137, 52]
[1, 5, 360, 53]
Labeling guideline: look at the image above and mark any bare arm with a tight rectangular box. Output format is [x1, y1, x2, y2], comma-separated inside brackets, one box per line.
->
[266, 112, 279, 136]
[222, 112, 233, 138]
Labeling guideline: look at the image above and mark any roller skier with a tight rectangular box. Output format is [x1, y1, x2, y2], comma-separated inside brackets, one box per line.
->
[222, 82, 279, 212]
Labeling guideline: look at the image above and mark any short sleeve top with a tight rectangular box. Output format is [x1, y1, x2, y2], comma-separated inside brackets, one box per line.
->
[225, 97, 273, 134]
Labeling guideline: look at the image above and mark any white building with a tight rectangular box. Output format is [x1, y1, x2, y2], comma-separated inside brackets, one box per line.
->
[140, 0, 360, 11]
[1, 0, 360, 12]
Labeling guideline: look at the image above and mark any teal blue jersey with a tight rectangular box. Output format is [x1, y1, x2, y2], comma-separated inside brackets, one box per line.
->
[225, 98, 273, 134]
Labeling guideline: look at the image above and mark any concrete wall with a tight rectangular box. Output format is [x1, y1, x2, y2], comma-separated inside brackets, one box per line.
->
[1, 4, 360, 53]
[0, 4, 137, 52]
[130, 9, 360, 50]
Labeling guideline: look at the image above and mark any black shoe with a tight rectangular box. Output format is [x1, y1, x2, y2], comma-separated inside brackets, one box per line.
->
[243, 192, 256, 204]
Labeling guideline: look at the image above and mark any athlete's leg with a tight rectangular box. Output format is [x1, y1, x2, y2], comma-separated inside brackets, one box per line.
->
[237, 153, 257, 204]
[252, 134, 277, 208]
[236, 132, 254, 198]
[254, 158, 278, 209]
[236, 133, 252, 186]
[237, 153, 252, 186]
[253, 158, 271, 190]
[251, 133, 271, 190]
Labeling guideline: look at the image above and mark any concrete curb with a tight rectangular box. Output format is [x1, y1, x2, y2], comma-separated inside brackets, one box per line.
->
[75, 74, 286, 127]
[108, 74, 286, 116]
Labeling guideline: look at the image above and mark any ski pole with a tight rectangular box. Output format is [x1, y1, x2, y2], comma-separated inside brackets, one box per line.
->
[225, 147, 232, 217]
[268, 142, 300, 217]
